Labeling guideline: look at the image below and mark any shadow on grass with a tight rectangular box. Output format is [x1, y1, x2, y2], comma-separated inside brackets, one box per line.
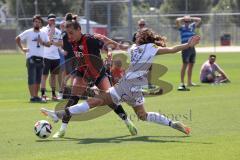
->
[36, 135, 213, 145]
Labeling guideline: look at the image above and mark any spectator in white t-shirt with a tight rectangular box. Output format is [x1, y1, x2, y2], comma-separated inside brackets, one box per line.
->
[15, 15, 51, 102]
[40, 14, 63, 101]
[200, 54, 230, 83]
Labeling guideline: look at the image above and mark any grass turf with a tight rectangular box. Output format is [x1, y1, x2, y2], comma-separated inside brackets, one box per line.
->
[0, 52, 240, 160]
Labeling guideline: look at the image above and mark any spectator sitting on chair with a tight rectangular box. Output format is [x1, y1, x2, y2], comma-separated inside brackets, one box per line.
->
[200, 54, 230, 83]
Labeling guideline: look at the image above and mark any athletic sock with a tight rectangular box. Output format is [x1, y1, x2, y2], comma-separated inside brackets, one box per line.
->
[41, 88, 46, 96]
[113, 104, 127, 120]
[60, 123, 68, 132]
[52, 87, 56, 97]
[147, 112, 172, 126]
[62, 95, 80, 123]
[68, 101, 90, 114]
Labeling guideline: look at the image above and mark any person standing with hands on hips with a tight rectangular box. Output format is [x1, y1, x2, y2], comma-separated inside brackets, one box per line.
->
[15, 15, 51, 102]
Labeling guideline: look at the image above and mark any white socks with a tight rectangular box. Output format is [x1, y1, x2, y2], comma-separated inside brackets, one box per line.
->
[147, 112, 171, 126]
[60, 123, 68, 132]
[68, 101, 90, 115]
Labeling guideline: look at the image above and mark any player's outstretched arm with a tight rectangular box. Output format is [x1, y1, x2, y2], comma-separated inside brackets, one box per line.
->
[156, 35, 200, 55]
[94, 33, 129, 51]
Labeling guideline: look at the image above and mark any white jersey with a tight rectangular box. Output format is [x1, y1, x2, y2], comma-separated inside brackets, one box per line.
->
[109, 43, 159, 107]
[18, 28, 49, 59]
[41, 25, 62, 59]
[125, 43, 159, 80]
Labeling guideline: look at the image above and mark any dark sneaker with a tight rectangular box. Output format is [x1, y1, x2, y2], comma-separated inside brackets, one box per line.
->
[30, 97, 37, 103]
[30, 97, 47, 103]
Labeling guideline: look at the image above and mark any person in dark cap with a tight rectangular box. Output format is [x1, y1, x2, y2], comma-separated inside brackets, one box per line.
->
[47, 13, 56, 20]
[40, 13, 63, 101]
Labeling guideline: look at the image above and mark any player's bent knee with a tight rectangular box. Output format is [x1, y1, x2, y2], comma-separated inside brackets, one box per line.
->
[137, 113, 147, 121]
[87, 97, 105, 107]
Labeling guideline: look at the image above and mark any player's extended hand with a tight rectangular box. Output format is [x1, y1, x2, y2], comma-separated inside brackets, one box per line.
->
[188, 35, 200, 47]
[106, 49, 113, 62]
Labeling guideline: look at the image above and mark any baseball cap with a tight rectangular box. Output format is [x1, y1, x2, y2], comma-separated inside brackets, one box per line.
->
[47, 14, 56, 20]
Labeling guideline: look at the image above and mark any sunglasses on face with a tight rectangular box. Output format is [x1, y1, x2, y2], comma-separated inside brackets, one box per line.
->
[139, 23, 145, 26]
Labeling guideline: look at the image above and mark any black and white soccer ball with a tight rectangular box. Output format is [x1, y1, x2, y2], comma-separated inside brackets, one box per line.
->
[34, 120, 52, 139]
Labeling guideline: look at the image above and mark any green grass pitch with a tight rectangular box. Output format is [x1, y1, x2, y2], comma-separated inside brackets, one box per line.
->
[0, 52, 240, 160]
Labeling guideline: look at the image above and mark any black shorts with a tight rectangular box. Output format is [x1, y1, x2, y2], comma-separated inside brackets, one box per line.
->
[26, 56, 44, 85]
[74, 67, 107, 86]
[64, 58, 76, 75]
[43, 58, 60, 75]
[181, 47, 196, 63]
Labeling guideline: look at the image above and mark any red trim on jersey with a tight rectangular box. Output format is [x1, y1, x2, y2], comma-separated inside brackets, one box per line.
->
[72, 35, 101, 80]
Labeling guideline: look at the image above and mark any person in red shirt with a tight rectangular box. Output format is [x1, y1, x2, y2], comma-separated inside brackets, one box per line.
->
[111, 58, 125, 85]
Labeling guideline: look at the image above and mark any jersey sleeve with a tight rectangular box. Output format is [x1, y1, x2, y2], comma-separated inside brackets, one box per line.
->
[148, 43, 159, 56]
[91, 36, 104, 49]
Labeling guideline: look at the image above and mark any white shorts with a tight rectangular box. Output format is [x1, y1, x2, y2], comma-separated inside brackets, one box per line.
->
[109, 78, 145, 107]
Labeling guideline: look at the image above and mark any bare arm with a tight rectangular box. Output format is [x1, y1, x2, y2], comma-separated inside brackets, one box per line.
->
[156, 35, 200, 55]
[37, 37, 52, 47]
[51, 40, 63, 47]
[94, 33, 129, 51]
[15, 36, 29, 53]
[215, 64, 229, 80]
[176, 17, 185, 28]
[191, 17, 201, 27]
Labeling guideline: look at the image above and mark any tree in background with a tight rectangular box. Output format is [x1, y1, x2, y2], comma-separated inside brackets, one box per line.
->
[160, 0, 212, 23]
[8, 0, 74, 17]
[230, 0, 240, 27]
[212, 0, 240, 26]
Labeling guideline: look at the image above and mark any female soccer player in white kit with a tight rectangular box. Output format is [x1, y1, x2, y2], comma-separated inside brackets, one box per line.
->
[41, 28, 200, 135]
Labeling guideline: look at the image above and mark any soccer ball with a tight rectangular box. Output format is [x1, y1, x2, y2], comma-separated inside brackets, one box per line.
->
[34, 120, 52, 139]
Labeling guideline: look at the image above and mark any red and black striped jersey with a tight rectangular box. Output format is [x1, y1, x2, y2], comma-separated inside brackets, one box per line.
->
[72, 34, 105, 80]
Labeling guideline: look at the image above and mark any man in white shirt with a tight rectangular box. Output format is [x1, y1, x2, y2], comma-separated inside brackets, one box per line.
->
[40, 14, 63, 101]
[200, 54, 230, 83]
[16, 15, 51, 102]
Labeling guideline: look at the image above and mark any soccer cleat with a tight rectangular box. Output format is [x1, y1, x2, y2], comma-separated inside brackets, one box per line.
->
[40, 108, 59, 123]
[171, 121, 191, 135]
[125, 118, 138, 136]
[52, 130, 65, 138]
